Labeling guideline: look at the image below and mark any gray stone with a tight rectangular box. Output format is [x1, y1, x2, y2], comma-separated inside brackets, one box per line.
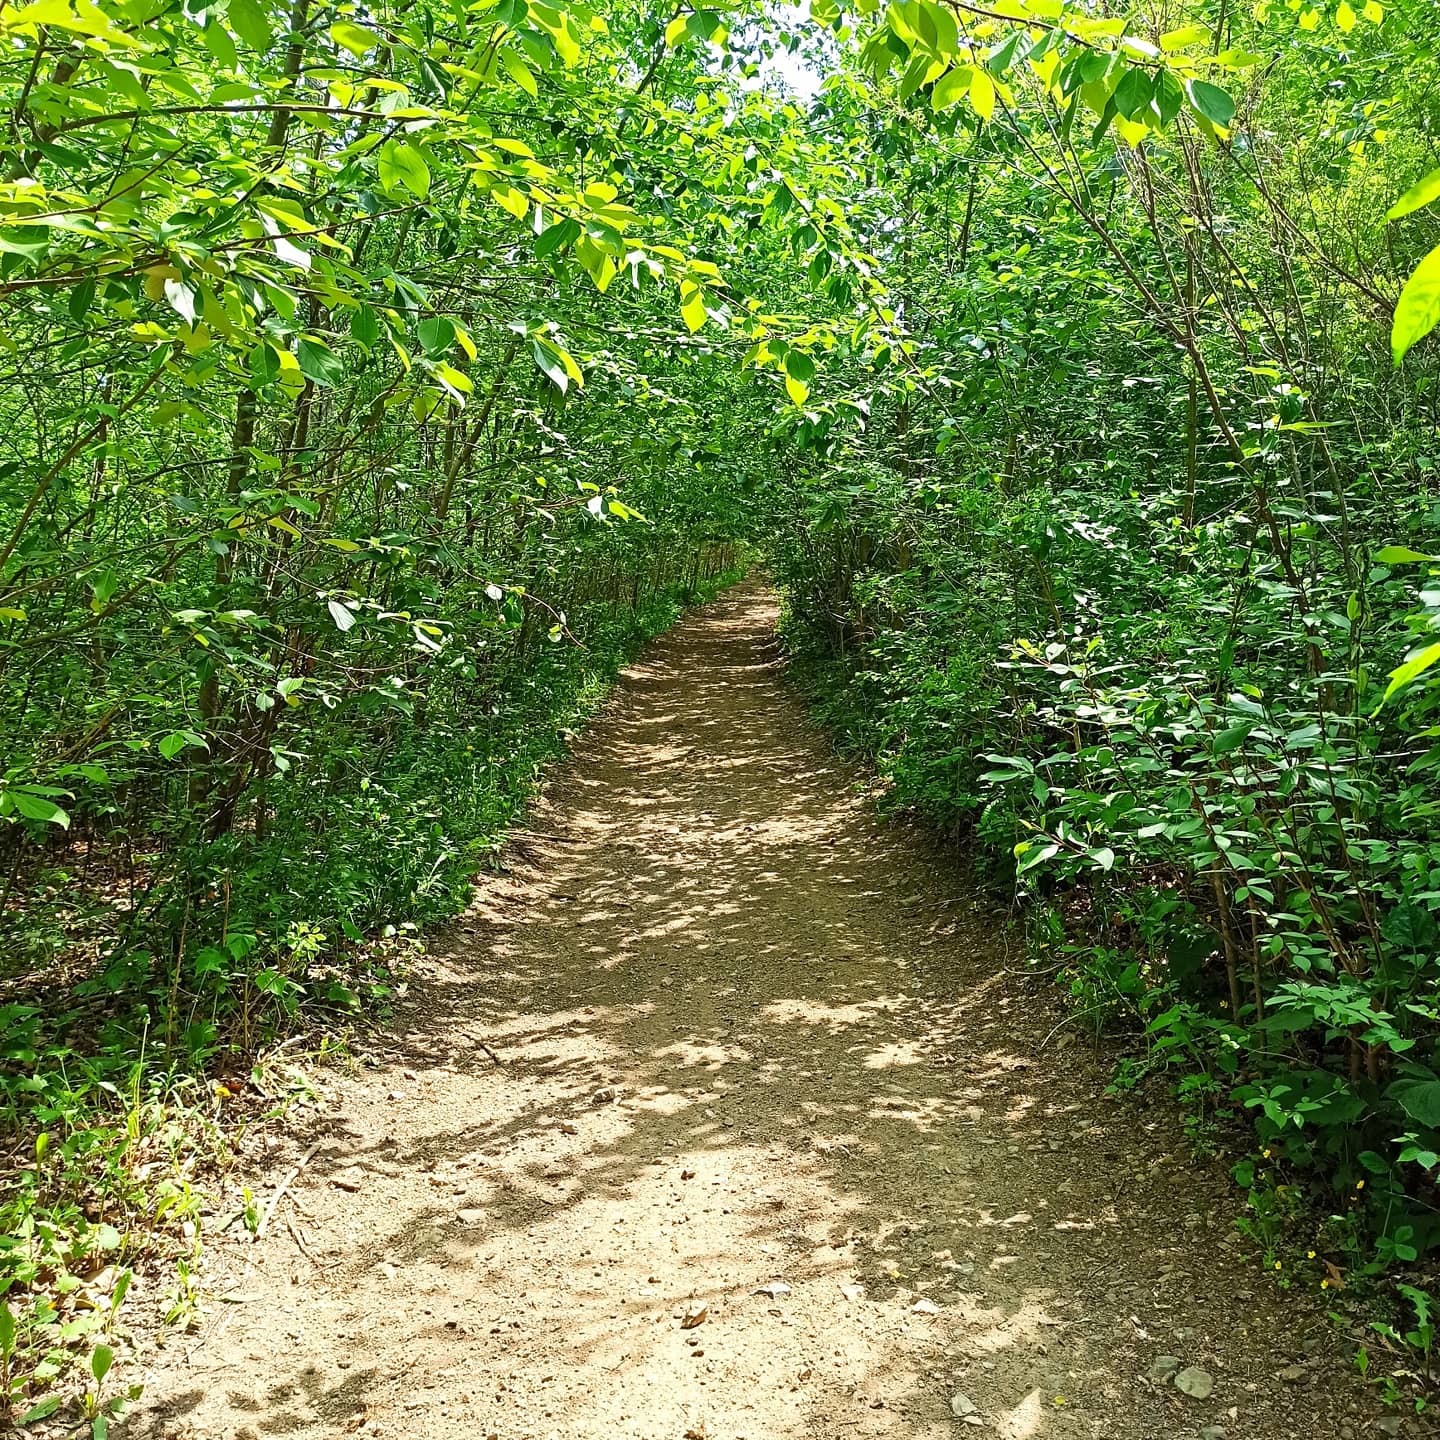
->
[1174, 1367, 1214, 1400]
[950, 1393, 977, 1418]
[1149, 1355, 1183, 1383]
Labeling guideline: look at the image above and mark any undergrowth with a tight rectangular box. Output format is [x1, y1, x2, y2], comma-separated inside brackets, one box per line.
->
[776, 555, 1440, 1409]
[0, 560, 746, 1429]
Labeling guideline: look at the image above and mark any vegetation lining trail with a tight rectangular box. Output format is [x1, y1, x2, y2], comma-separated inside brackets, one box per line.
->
[128, 585, 1374, 1440]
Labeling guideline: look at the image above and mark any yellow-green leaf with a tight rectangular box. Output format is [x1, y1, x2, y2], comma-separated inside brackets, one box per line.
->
[1387, 168, 1440, 222]
[680, 287, 707, 333]
[1385, 640, 1440, 700]
[969, 67, 996, 121]
[330, 20, 380, 54]
[500, 47, 538, 97]
[1393, 242, 1440, 366]
[931, 64, 971, 110]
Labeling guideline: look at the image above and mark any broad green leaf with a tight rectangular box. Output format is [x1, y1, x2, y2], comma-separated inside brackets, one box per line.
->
[227, 0, 272, 51]
[1385, 639, 1440, 700]
[330, 20, 380, 55]
[350, 305, 380, 347]
[931, 65, 971, 110]
[1374, 546, 1436, 564]
[1159, 23, 1208, 49]
[1113, 66, 1153, 120]
[501, 47, 538, 96]
[680, 287, 707, 333]
[1186, 78, 1235, 128]
[1390, 1077, 1440, 1127]
[417, 317, 455, 356]
[8, 790, 70, 828]
[784, 349, 816, 384]
[296, 337, 345, 386]
[378, 140, 430, 200]
[969, 67, 996, 121]
[1392, 242, 1440, 366]
[1387, 169, 1440, 222]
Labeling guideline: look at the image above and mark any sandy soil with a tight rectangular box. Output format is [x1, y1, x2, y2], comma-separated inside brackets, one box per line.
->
[122, 582, 1398, 1440]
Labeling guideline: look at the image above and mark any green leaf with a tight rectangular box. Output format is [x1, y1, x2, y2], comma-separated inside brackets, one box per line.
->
[783, 349, 816, 384]
[9, 790, 70, 828]
[1212, 722, 1252, 753]
[417, 317, 456, 356]
[1160, 23, 1209, 50]
[1113, 66, 1153, 120]
[227, 0, 272, 51]
[350, 305, 380, 348]
[20, 1398, 62, 1425]
[535, 217, 582, 258]
[68, 279, 95, 322]
[378, 140, 430, 200]
[680, 287, 707, 333]
[1387, 168, 1440, 222]
[1384, 639, 1440, 700]
[1374, 545, 1436, 564]
[1389, 1077, 1440, 1128]
[296, 337, 345, 387]
[530, 339, 569, 393]
[91, 1343, 114, 1385]
[0, 1302, 14, 1360]
[330, 20, 380, 56]
[931, 65, 971, 110]
[1392, 242, 1440, 366]
[0, 226, 50, 262]
[501, 46, 539, 97]
[249, 343, 280, 387]
[969, 66, 996, 121]
[1186, 78, 1236, 128]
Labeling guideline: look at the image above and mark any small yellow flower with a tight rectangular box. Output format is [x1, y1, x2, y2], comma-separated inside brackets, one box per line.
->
[1357, 1179, 1366, 1190]
[1274, 1260, 1282, 1269]
[1263, 1148, 1272, 1158]
[1321, 1280, 1330, 1289]
[1307, 1250, 1316, 1259]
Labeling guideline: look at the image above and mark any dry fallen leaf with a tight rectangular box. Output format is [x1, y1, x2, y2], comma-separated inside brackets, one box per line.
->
[681, 1304, 708, 1330]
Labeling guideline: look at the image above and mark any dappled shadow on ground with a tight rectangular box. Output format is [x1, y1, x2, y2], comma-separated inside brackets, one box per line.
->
[125, 585, 1374, 1440]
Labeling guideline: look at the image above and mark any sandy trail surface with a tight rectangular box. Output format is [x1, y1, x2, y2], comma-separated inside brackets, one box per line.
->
[125, 583, 1386, 1440]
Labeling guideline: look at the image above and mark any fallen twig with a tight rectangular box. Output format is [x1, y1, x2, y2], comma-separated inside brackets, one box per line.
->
[255, 1140, 323, 1240]
[284, 1214, 332, 1268]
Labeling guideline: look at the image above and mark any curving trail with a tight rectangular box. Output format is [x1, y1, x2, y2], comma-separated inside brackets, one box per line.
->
[128, 583, 1381, 1440]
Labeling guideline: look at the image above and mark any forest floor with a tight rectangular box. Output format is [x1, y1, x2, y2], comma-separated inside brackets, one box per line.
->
[122, 582, 1399, 1440]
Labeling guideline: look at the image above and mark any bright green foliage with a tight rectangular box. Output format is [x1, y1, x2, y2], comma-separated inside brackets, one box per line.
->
[5, 0, 1440, 1414]
[762, 0, 1440, 1307]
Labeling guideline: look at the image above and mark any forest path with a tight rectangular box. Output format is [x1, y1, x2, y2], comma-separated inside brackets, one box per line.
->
[128, 582, 1382, 1440]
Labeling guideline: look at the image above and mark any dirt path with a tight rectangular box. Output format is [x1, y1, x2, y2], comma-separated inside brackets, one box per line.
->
[127, 583, 1388, 1440]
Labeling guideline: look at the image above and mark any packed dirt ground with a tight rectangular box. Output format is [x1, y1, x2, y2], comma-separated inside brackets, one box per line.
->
[123, 583, 1399, 1440]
